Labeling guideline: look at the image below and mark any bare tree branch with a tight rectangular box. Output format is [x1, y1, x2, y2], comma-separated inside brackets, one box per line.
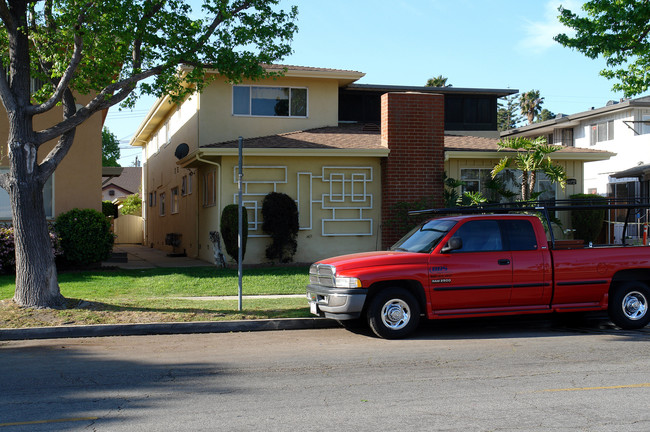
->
[0, 0, 15, 31]
[28, 3, 92, 116]
[131, 0, 165, 71]
[35, 65, 164, 144]
[195, 1, 252, 48]
[38, 88, 78, 182]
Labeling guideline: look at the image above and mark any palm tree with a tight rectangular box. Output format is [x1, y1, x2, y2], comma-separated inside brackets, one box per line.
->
[519, 90, 544, 124]
[491, 136, 566, 201]
[426, 75, 451, 87]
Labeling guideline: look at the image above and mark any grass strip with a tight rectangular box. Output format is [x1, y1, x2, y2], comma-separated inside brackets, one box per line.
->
[0, 266, 312, 328]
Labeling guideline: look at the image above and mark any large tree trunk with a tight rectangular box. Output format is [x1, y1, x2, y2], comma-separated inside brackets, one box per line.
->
[11, 178, 63, 308]
[7, 132, 63, 308]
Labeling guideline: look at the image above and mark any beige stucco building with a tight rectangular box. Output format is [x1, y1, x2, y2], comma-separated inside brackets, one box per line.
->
[0, 93, 103, 221]
[132, 65, 613, 265]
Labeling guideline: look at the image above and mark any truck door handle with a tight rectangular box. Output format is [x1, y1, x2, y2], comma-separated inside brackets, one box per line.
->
[498, 259, 511, 265]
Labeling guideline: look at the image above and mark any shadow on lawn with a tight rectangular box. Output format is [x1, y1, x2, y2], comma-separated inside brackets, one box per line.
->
[60, 265, 311, 281]
[66, 298, 310, 319]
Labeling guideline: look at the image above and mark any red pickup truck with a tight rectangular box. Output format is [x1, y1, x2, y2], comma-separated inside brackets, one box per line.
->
[307, 213, 650, 338]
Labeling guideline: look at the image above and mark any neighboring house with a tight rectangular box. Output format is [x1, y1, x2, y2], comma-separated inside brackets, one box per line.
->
[130, 65, 612, 264]
[501, 96, 650, 196]
[0, 91, 104, 221]
[102, 167, 142, 201]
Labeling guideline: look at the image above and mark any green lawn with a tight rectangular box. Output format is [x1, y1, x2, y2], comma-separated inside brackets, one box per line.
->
[0, 266, 313, 328]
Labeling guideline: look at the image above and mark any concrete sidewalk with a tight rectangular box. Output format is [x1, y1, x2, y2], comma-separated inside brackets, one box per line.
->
[104, 244, 214, 269]
[0, 244, 338, 341]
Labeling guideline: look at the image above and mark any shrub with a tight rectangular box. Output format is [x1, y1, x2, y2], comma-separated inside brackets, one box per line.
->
[102, 200, 118, 218]
[55, 208, 114, 265]
[569, 193, 607, 243]
[0, 224, 62, 274]
[120, 193, 142, 216]
[220, 204, 248, 263]
[262, 192, 299, 263]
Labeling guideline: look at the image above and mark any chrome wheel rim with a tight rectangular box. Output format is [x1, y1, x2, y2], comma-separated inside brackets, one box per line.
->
[381, 299, 410, 330]
[622, 291, 648, 321]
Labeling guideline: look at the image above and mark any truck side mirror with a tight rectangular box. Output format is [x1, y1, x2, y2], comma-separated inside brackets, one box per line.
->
[441, 237, 462, 253]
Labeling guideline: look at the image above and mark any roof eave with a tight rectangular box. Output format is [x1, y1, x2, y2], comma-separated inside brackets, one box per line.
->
[444, 149, 614, 162]
[178, 147, 390, 168]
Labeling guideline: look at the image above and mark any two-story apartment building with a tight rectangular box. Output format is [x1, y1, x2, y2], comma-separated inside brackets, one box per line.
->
[131, 65, 612, 264]
[502, 96, 650, 196]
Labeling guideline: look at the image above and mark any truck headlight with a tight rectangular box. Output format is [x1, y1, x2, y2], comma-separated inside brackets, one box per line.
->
[334, 277, 362, 289]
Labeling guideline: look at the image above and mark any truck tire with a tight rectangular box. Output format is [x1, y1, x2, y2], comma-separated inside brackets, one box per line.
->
[367, 288, 420, 339]
[608, 281, 650, 329]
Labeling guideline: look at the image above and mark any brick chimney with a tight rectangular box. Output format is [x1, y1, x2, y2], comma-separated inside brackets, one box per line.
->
[380, 92, 445, 248]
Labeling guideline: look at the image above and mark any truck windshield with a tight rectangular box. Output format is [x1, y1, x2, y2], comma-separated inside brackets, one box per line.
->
[390, 219, 457, 253]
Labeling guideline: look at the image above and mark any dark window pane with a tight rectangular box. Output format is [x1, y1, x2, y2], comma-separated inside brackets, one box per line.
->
[502, 220, 537, 251]
[291, 88, 307, 116]
[452, 220, 503, 252]
[233, 86, 250, 115]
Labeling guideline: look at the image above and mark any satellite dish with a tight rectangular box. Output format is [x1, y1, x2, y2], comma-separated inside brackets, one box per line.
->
[174, 143, 189, 160]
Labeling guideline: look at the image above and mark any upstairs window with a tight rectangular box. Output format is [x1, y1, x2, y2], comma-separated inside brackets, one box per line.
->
[590, 120, 614, 145]
[233, 85, 307, 117]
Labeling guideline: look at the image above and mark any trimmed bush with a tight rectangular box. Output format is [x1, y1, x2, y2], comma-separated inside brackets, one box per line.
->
[569, 193, 607, 243]
[55, 208, 114, 265]
[220, 204, 248, 263]
[262, 192, 299, 263]
[102, 200, 118, 218]
[0, 224, 62, 274]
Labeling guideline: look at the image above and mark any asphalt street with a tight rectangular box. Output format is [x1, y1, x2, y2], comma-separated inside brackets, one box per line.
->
[1, 315, 649, 431]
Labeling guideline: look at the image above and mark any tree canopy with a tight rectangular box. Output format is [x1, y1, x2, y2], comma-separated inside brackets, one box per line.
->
[425, 75, 451, 87]
[102, 127, 120, 167]
[519, 90, 544, 124]
[497, 93, 523, 131]
[555, 0, 650, 97]
[0, 0, 298, 308]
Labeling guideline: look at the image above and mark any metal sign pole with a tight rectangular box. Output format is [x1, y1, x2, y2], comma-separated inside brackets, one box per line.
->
[238, 136, 243, 312]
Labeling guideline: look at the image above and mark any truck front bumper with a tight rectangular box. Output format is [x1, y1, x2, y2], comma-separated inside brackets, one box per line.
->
[306, 285, 368, 320]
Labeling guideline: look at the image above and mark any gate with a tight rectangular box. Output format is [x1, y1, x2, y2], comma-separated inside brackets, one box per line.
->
[114, 214, 143, 244]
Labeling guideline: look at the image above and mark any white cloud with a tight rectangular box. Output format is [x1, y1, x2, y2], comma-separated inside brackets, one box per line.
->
[518, 0, 582, 54]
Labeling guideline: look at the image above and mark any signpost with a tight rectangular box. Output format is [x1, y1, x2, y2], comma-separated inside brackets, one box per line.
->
[237, 136, 243, 311]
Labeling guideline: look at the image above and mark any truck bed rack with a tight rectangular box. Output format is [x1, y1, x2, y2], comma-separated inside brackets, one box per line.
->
[408, 199, 650, 249]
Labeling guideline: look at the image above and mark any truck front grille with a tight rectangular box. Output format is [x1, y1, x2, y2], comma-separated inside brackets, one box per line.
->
[309, 263, 336, 287]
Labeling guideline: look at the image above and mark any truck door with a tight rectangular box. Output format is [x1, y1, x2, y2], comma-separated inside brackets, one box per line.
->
[500, 219, 551, 306]
[430, 219, 512, 312]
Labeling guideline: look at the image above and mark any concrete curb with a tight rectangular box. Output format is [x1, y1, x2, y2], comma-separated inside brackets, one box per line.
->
[0, 318, 342, 341]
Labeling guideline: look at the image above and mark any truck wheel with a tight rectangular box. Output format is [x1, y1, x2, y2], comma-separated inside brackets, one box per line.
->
[367, 288, 420, 339]
[608, 282, 650, 329]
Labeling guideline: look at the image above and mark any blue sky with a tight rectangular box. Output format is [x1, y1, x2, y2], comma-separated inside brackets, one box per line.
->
[106, 0, 633, 166]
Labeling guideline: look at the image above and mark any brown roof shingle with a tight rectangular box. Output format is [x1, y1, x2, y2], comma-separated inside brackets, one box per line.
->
[203, 127, 610, 155]
[204, 123, 382, 150]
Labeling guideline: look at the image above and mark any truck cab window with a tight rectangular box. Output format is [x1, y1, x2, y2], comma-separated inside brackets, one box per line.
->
[452, 220, 503, 252]
[501, 220, 537, 251]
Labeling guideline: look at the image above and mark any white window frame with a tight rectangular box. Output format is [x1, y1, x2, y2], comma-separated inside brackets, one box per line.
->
[171, 187, 179, 214]
[590, 120, 614, 145]
[159, 192, 166, 216]
[203, 170, 216, 207]
[460, 168, 557, 202]
[232, 85, 308, 118]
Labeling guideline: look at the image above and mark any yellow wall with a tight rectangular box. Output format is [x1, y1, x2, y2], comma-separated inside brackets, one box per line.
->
[194, 155, 383, 264]
[197, 76, 340, 145]
[0, 95, 102, 219]
[141, 74, 346, 260]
